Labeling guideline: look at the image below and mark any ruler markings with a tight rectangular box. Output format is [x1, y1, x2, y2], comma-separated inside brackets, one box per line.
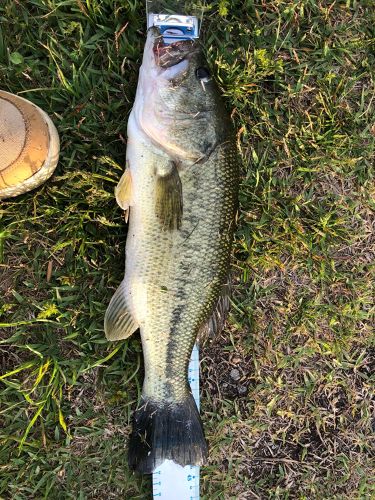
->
[152, 344, 200, 499]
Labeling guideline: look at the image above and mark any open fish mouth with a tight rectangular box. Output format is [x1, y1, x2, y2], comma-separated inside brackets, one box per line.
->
[153, 36, 199, 68]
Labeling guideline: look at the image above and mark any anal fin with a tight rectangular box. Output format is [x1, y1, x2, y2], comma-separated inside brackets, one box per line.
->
[104, 281, 138, 341]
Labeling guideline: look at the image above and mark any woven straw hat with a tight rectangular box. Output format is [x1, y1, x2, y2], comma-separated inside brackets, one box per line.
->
[0, 91, 60, 199]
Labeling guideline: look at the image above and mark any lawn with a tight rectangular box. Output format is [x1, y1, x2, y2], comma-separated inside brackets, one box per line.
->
[0, 1, 374, 498]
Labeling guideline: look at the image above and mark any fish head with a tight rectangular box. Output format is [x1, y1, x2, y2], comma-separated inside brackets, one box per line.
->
[133, 27, 228, 162]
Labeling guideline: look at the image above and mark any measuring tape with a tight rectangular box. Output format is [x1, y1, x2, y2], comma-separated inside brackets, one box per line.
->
[147, 13, 199, 43]
[147, 4, 202, 497]
[152, 344, 201, 499]
[146, 1, 200, 44]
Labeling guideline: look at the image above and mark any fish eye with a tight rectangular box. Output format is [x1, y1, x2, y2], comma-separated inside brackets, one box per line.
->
[195, 67, 211, 82]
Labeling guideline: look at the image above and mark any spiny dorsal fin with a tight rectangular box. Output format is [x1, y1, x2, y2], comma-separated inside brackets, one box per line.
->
[104, 281, 139, 341]
[115, 167, 133, 221]
[155, 161, 182, 231]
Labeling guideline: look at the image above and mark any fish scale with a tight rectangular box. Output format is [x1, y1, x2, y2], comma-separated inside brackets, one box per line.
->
[136, 144, 236, 401]
[104, 27, 239, 473]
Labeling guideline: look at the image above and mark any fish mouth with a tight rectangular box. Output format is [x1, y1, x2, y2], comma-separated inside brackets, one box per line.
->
[153, 32, 199, 68]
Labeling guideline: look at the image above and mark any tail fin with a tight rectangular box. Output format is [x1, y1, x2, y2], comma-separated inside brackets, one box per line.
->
[128, 393, 208, 474]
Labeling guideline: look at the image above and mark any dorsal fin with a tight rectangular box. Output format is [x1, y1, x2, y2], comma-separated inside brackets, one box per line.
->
[198, 278, 232, 344]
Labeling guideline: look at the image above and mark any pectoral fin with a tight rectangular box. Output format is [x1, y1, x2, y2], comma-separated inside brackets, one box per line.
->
[155, 161, 183, 230]
[104, 281, 139, 341]
[115, 168, 133, 221]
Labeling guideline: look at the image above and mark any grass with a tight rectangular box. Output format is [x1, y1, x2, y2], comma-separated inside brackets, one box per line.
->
[0, 0, 374, 498]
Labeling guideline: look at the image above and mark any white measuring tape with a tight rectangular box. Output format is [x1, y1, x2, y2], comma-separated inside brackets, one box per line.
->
[147, 6, 202, 497]
[152, 344, 200, 499]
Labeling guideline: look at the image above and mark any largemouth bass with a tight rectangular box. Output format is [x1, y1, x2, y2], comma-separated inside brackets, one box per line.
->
[105, 27, 239, 474]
